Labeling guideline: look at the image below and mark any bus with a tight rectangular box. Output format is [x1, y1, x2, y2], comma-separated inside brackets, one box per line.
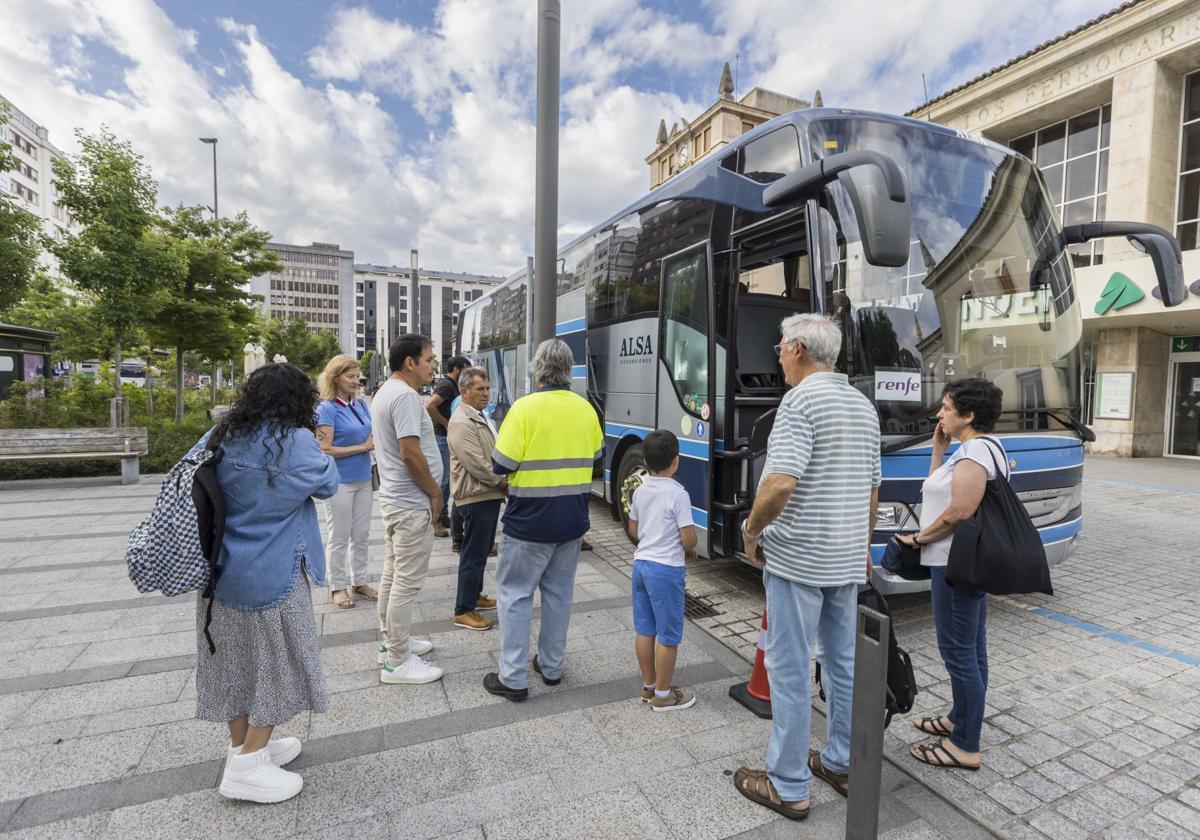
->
[457, 108, 1184, 593]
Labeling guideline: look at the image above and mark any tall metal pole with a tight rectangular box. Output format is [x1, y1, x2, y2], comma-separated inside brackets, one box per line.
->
[410, 249, 420, 338]
[199, 137, 219, 218]
[532, 0, 560, 349]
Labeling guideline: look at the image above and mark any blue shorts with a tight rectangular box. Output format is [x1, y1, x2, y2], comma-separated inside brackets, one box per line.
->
[631, 559, 685, 646]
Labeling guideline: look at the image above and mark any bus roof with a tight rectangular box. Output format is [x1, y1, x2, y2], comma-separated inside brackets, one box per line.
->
[477, 107, 1010, 300]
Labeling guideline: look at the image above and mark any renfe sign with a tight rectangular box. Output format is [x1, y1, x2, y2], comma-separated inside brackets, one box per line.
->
[875, 369, 923, 403]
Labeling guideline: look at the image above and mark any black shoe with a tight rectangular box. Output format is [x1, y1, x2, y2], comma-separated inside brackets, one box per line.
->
[532, 655, 562, 686]
[580, 539, 593, 551]
[452, 542, 462, 552]
[483, 672, 528, 702]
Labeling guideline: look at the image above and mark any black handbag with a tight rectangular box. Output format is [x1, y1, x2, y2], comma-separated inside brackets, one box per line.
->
[881, 535, 929, 580]
[946, 437, 1052, 596]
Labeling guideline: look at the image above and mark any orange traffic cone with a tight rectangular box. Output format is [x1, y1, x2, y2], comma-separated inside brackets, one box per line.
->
[729, 609, 772, 719]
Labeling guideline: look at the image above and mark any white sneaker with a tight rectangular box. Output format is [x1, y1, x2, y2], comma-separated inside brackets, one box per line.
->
[227, 737, 301, 767]
[378, 639, 434, 663]
[218, 747, 303, 803]
[380, 654, 444, 684]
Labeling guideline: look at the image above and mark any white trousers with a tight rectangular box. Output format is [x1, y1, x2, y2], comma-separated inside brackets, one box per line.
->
[322, 479, 374, 591]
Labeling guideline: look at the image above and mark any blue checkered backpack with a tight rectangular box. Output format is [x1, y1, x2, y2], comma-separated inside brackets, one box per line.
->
[126, 432, 227, 652]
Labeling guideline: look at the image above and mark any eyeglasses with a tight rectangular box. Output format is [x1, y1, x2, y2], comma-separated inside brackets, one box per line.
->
[773, 340, 802, 357]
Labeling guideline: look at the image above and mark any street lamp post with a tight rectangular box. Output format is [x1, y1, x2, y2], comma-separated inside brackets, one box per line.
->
[410, 249, 420, 338]
[199, 137, 218, 218]
[199, 137, 220, 404]
[533, 0, 560, 348]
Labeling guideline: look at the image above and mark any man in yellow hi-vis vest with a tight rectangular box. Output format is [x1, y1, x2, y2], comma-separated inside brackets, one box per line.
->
[482, 339, 603, 701]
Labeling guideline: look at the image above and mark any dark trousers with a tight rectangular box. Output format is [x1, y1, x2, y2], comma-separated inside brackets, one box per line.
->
[930, 565, 988, 753]
[456, 499, 502, 615]
[451, 503, 464, 544]
[435, 435, 451, 522]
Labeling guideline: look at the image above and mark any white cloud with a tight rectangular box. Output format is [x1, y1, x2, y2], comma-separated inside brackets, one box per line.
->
[0, 0, 1129, 280]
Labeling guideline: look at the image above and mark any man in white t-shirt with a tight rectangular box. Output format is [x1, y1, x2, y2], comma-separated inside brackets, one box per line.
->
[626, 430, 698, 712]
[371, 334, 445, 686]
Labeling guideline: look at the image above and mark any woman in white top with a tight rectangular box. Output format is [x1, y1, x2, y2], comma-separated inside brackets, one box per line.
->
[896, 377, 1007, 772]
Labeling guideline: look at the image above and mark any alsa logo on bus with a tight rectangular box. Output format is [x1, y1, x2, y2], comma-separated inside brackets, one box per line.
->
[619, 335, 654, 361]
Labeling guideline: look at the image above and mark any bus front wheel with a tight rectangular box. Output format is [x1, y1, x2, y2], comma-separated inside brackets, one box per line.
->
[616, 444, 648, 545]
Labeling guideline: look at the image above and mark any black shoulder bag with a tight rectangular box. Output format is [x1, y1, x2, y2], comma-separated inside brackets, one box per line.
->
[945, 437, 1053, 596]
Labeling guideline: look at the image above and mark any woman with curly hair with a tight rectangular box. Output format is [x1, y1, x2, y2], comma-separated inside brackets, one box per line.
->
[315, 354, 376, 609]
[190, 363, 339, 804]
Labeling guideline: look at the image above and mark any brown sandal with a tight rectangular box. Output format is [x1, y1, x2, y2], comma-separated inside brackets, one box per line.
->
[909, 740, 980, 771]
[733, 767, 810, 821]
[808, 750, 849, 797]
[352, 585, 378, 602]
[331, 590, 354, 609]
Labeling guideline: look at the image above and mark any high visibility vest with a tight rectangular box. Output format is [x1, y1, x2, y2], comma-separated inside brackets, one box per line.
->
[493, 388, 603, 498]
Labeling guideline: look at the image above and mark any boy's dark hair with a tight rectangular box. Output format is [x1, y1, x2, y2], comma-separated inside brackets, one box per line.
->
[644, 429, 680, 472]
[445, 355, 470, 374]
[389, 334, 432, 373]
[943, 377, 1004, 433]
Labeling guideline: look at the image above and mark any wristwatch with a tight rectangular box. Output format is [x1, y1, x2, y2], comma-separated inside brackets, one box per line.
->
[741, 522, 762, 541]
[910, 533, 924, 546]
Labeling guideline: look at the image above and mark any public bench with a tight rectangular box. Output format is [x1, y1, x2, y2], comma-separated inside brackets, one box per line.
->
[0, 427, 150, 485]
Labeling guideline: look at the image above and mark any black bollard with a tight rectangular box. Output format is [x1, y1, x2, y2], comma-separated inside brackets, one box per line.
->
[846, 604, 889, 840]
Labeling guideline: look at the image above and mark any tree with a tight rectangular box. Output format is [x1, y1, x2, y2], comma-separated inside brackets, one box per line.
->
[0, 107, 42, 311]
[262, 316, 342, 376]
[46, 127, 184, 423]
[2, 274, 110, 363]
[149, 206, 279, 421]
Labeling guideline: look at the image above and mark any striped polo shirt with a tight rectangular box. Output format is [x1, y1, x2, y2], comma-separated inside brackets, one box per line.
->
[760, 371, 881, 587]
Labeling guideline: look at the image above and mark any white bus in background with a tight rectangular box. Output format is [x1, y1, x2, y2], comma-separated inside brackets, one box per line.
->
[118, 359, 148, 388]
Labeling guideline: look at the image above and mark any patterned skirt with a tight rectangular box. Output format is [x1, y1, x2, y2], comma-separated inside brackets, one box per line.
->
[194, 570, 330, 728]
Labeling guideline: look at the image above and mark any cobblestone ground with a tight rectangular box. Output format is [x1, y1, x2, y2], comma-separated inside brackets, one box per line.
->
[587, 454, 1200, 839]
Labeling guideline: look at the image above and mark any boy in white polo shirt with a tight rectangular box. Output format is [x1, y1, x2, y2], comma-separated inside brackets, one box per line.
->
[627, 430, 698, 711]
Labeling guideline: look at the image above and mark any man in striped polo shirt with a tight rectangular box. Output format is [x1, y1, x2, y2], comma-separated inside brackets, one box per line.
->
[734, 313, 880, 822]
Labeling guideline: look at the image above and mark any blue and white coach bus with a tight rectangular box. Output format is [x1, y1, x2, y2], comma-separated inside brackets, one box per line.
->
[458, 108, 1185, 592]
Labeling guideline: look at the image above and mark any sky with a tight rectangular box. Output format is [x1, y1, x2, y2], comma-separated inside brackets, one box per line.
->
[3, 0, 1122, 276]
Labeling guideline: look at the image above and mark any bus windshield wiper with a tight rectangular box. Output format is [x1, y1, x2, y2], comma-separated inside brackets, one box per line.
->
[997, 409, 1095, 442]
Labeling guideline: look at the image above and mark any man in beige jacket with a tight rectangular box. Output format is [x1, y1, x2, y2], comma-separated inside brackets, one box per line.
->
[447, 367, 507, 631]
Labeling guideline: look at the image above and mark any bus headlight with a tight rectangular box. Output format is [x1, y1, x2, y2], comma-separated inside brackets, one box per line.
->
[875, 502, 917, 531]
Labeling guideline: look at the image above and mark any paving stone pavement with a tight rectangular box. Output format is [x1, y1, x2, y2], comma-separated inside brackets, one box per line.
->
[586, 455, 1200, 840]
[1, 454, 1196, 838]
[0, 473, 984, 839]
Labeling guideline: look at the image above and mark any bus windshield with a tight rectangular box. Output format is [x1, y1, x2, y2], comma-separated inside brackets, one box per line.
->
[812, 118, 1083, 440]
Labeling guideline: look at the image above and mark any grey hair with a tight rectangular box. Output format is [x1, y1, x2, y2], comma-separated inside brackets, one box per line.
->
[780, 313, 842, 367]
[459, 366, 488, 391]
[530, 338, 574, 387]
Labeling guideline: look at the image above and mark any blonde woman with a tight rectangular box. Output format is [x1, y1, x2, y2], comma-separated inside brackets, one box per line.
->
[316, 355, 377, 609]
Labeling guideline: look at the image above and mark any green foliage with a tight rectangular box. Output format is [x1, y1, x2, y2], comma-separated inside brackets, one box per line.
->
[262, 316, 342, 376]
[148, 205, 278, 420]
[46, 127, 185, 366]
[0, 374, 223, 479]
[2, 275, 110, 362]
[0, 107, 42, 311]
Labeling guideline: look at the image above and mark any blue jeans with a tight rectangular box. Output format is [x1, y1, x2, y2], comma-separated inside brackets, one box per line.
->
[929, 566, 988, 753]
[456, 500, 501, 615]
[763, 571, 857, 803]
[495, 535, 582, 689]
[435, 435, 450, 511]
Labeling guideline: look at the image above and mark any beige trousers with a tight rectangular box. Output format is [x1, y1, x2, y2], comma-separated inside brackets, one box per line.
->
[378, 502, 433, 661]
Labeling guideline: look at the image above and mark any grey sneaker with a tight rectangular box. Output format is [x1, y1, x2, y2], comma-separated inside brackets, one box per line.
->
[650, 687, 696, 712]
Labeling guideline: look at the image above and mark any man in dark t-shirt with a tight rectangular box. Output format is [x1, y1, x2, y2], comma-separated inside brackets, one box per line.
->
[426, 355, 469, 536]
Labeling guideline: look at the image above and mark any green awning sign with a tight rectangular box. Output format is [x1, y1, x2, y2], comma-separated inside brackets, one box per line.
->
[1095, 271, 1145, 315]
[1172, 336, 1199, 353]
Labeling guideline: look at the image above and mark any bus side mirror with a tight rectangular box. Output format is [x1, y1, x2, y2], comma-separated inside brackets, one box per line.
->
[1063, 221, 1187, 307]
[762, 150, 912, 268]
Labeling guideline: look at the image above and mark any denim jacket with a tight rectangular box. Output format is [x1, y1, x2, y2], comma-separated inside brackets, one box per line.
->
[192, 424, 340, 610]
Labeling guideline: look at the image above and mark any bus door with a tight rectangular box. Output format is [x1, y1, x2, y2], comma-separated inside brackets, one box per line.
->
[713, 210, 813, 558]
[656, 242, 715, 557]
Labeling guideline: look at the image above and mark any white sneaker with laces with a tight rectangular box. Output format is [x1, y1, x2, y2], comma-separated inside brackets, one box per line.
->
[227, 737, 301, 767]
[380, 653, 444, 684]
[218, 747, 304, 803]
[378, 639, 434, 663]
